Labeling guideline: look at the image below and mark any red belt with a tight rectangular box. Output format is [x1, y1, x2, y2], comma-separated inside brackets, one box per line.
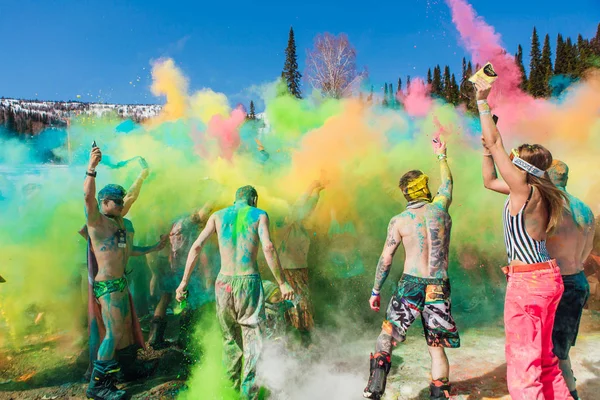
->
[502, 259, 557, 275]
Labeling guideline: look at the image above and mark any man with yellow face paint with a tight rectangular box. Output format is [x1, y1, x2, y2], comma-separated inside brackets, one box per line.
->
[363, 139, 459, 400]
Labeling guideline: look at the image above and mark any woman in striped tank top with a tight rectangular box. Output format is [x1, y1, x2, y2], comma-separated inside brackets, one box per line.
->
[474, 78, 572, 400]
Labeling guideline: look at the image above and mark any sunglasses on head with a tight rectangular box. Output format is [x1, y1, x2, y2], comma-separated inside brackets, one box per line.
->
[110, 198, 124, 206]
[509, 148, 545, 178]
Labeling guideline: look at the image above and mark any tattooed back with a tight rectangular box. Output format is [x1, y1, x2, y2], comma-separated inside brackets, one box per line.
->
[395, 202, 452, 279]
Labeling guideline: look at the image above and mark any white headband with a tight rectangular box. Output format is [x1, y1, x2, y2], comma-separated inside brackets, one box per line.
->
[512, 157, 545, 178]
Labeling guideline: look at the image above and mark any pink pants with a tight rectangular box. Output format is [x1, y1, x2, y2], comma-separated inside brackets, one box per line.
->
[504, 261, 572, 400]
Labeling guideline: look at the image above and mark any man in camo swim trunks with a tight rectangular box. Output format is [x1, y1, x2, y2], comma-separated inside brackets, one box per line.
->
[363, 140, 459, 400]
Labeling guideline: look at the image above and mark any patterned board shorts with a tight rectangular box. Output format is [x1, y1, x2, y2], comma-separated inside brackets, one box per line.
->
[384, 274, 460, 348]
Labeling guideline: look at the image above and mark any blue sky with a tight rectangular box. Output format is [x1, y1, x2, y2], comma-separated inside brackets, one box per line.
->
[0, 0, 598, 110]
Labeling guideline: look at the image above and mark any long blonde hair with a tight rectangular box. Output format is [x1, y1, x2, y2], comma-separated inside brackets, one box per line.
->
[518, 144, 569, 234]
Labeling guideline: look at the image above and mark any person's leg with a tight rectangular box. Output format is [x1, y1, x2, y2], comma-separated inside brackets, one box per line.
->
[539, 271, 573, 400]
[364, 276, 423, 399]
[235, 275, 265, 400]
[504, 273, 544, 400]
[149, 292, 173, 348]
[428, 347, 449, 381]
[87, 282, 128, 399]
[422, 281, 459, 400]
[215, 275, 243, 391]
[552, 272, 590, 399]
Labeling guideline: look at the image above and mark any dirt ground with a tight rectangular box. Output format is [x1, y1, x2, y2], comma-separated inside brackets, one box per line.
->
[1, 310, 599, 400]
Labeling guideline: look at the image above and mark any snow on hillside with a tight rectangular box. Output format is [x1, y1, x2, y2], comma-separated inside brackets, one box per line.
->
[0, 98, 163, 121]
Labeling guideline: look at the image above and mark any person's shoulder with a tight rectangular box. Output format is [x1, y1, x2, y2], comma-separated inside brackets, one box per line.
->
[568, 194, 594, 225]
[123, 218, 134, 231]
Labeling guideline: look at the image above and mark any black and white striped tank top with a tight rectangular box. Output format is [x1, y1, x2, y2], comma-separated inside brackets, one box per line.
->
[503, 186, 551, 264]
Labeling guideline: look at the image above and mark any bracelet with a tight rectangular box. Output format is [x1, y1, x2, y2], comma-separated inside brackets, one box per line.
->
[477, 99, 488, 105]
[86, 170, 97, 177]
[437, 154, 447, 161]
[479, 110, 491, 116]
[371, 290, 380, 297]
[483, 152, 492, 157]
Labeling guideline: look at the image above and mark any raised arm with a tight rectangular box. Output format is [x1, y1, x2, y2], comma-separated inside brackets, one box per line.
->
[432, 140, 453, 210]
[258, 213, 294, 300]
[84, 147, 102, 226]
[370, 217, 402, 311]
[474, 78, 529, 198]
[481, 136, 510, 194]
[176, 215, 217, 300]
[121, 158, 149, 216]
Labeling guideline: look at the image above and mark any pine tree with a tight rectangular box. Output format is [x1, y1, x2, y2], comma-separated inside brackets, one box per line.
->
[427, 68, 432, 85]
[406, 76, 411, 92]
[397, 77, 402, 94]
[432, 65, 442, 96]
[443, 65, 452, 102]
[282, 27, 302, 98]
[565, 37, 578, 76]
[590, 23, 600, 57]
[515, 44, 528, 91]
[388, 83, 394, 106]
[450, 74, 459, 105]
[248, 100, 256, 120]
[462, 58, 467, 80]
[540, 34, 553, 96]
[577, 34, 591, 76]
[463, 61, 477, 112]
[383, 83, 389, 106]
[528, 27, 545, 97]
[554, 34, 568, 75]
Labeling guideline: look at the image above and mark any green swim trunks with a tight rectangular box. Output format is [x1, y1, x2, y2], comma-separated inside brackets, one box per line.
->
[93, 276, 128, 299]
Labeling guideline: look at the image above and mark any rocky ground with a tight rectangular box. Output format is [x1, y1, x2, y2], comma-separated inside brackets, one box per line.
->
[1, 310, 599, 400]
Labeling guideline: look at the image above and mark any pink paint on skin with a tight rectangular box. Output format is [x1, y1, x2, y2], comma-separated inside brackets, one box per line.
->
[446, 0, 548, 133]
[402, 78, 433, 117]
[207, 107, 245, 160]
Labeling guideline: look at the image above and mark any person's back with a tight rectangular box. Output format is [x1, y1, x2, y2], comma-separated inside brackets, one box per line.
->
[214, 203, 265, 276]
[545, 160, 595, 399]
[397, 201, 451, 279]
[176, 185, 294, 400]
[547, 193, 595, 275]
[364, 141, 459, 400]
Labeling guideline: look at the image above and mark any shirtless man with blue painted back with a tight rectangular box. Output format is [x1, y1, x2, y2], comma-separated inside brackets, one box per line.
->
[176, 185, 294, 400]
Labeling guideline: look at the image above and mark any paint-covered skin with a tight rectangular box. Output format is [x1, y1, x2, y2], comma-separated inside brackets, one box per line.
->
[547, 192, 596, 275]
[213, 203, 268, 276]
[385, 201, 452, 280]
[373, 157, 453, 291]
[88, 216, 134, 282]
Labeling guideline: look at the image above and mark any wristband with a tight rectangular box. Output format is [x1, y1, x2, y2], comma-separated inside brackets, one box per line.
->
[86, 170, 97, 177]
[477, 99, 488, 105]
[437, 154, 447, 161]
[479, 110, 491, 116]
[371, 290, 380, 297]
[483, 153, 492, 157]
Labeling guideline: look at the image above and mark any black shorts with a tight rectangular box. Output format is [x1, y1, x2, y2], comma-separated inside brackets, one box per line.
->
[552, 271, 589, 360]
[384, 274, 460, 348]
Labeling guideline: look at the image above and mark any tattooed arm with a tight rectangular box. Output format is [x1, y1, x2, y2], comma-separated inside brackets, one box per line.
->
[372, 217, 402, 293]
